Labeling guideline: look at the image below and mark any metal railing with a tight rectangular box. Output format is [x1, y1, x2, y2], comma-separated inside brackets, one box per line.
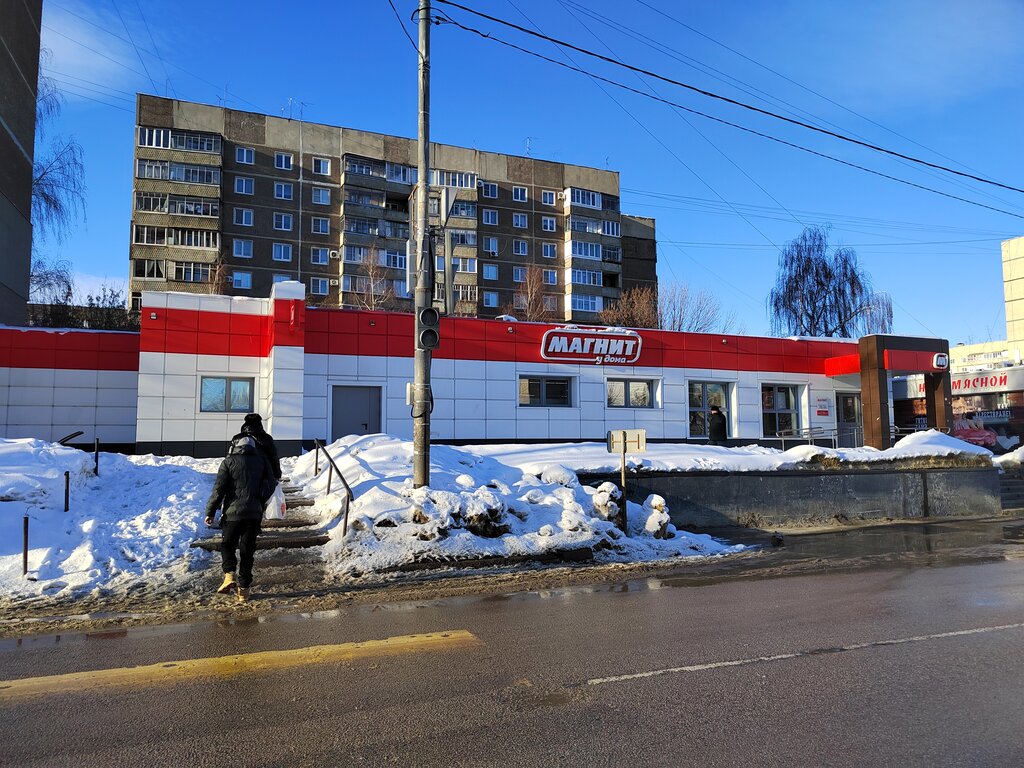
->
[313, 439, 355, 536]
[776, 424, 949, 450]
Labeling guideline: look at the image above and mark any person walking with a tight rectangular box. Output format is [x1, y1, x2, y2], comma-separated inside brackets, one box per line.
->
[708, 405, 728, 447]
[204, 434, 276, 602]
[234, 413, 282, 481]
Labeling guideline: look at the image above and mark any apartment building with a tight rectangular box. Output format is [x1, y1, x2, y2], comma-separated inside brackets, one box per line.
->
[0, 0, 42, 325]
[129, 94, 657, 322]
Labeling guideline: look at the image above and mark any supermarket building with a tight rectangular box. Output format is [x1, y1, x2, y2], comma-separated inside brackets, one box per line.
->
[0, 283, 953, 457]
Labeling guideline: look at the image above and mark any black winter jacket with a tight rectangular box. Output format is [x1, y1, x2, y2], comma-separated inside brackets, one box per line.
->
[234, 425, 282, 480]
[205, 442, 276, 522]
[708, 411, 728, 442]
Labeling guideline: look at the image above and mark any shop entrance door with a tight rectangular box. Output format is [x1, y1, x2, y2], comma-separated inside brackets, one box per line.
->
[836, 392, 862, 447]
[331, 386, 381, 440]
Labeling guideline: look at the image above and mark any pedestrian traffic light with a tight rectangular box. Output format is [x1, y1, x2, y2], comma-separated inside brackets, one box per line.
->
[416, 307, 440, 350]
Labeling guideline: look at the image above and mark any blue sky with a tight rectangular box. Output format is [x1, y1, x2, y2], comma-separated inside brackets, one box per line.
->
[38, 0, 1024, 342]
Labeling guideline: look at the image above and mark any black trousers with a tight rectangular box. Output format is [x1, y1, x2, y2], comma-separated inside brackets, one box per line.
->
[221, 519, 261, 588]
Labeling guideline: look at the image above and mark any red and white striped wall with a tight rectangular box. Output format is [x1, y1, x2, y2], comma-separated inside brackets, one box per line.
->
[0, 281, 865, 455]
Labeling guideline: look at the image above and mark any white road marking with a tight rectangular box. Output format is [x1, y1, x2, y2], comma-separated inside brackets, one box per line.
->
[587, 621, 1024, 686]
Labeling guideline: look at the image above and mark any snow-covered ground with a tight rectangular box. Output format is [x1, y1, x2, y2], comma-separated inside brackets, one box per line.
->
[0, 430, 992, 601]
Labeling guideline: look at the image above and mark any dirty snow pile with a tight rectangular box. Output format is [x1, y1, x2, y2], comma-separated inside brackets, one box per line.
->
[0, 438, 221, 600]
[288, 434, 743, 576]
[464, 429, 993, 475]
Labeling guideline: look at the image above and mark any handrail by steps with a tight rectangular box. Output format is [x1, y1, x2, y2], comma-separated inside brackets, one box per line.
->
[312, 439, 355, 536]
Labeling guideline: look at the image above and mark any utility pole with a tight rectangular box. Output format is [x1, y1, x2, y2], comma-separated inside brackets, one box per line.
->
[412, 0, 437, 487]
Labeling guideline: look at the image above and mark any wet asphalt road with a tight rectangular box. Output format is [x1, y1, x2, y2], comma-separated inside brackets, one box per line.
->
[2, 523, 1024, 767]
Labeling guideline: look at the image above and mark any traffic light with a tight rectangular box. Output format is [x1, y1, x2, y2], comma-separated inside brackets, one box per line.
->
[416, 306, 440, 350]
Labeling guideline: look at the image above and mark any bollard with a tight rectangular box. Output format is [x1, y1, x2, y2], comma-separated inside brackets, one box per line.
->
[94, 438, 99, 476]
[314, 443, 320, 474]
[22, 516, 29, 576]
[64, 471, 70, 512]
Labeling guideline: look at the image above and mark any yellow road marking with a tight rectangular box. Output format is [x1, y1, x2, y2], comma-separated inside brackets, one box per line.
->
[0, 630, 480, 700]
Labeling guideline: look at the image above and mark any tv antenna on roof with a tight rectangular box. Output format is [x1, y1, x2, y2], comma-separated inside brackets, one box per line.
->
[524, 136, 539, 157]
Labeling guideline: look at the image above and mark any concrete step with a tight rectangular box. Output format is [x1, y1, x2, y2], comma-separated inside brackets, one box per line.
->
[190, 531, 329, 552]
[261, 516, 319, 529]
[281, 485, 303, 495]
[285, 497, 315, 508]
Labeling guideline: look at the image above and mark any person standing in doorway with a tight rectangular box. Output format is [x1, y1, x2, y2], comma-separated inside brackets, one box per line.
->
[204, 434, 276, 601]
[708, 405, 728, 447]
[234, 413, 282, 482]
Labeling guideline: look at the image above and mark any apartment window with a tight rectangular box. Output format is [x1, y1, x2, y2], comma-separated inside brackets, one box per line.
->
[275, 152, 293, 170]
[393, 279, 408, 298]
[200, 377, 254, 413]
[311, 217, 330, 234]
[483, 263, 498, 281]
[169, 163, 219, 185]
[762, 385, 799, 437]
[232, 271, 252, 290]
[483, 291, 499, 308]
[310, 277, 329, 295]
[382, 221, 409, 239]
[542, 216, 556, 232]
[345, 188, 383, 207]
[572, 268, 602, 286]
[174, 262, 211, 282]
[272, 274, 291, 284]
[608, 379, 655, 409]
[451, 201, 477, 218]
[482, 209, 498, 226]
[543, 295, 559, 312]
[604, 246, 622, 263]
[519, 376, 571, 407]
[453, 284, 478, 302]
[602, 220, 621, 237]
[513, 294, 527, 310]
[385, 162, 416, 183]
[513, 267, 526, 283]
[431, 169, 477, 188]
[171, 132, 219, 153]
[274, 182, 293, 200]
[133, 258, 164, 278]
[570, 188, 601, 208]
[132, 225, 165, 245]
[448, 230, 477, 247]
[138, 127, 170, 148]
[481, 182, 498, 198]
[571, 241, 601, 260]
[345, 217, 377, 235]
[437, 256, 476, 273]
[235, 146, 254, 164]
[513, 239, 528, 256]
[602, 194, 621, 212]
[483, 236, 498, 254]
[542, 190, 556, 206]
[310, 247, 330, 265]
[234, 176, 254, 195]
[168, 195, 218, 216]
[137, 159, 169, 179]
[543, 242, 558, 259]
[512, 186, 528, 202]
[131, 292, 142, 311]
[234, 208, 253, 227]
[273, 212, 293, 231]
[312, 157, 330, 175]
[272, 242, 293, 262]
[571, 294, 602, 312]
[168, 229, 218, 248]
[233, 238, 253, 258]
[345, 246, 366, 263]
[312, 187, 331, 205]
[543, 269, 557, 285]
[135, 192, 167, 212]
[382, 249, 407, 269]
[689, 382, 728, 438]
[570, 216, 602, 234]
[513, 213, 528, 228]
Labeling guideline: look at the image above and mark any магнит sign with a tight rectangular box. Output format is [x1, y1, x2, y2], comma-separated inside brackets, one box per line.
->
[541, 327, 643, 365]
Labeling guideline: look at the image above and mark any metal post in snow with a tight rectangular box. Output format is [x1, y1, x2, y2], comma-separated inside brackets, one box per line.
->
[327, 462, 334, 496]
[314, 442, 320, 474]
[22, 516, 29, 577]
[64, 471, 70, 512]
[620, 433, 628, 533]
[94, 438, 99, 476]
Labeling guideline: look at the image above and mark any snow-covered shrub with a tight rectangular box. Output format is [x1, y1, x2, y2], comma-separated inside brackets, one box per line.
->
[540, 464, 579, 488]
[642, 494, 674, 539]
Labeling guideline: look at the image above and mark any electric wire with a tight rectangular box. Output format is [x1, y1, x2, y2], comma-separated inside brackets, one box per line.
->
[132, 0, 176, 98]
[109, 0, 159, 95]
[387, 0, 419, 52]
[434, 0, 1024, 196]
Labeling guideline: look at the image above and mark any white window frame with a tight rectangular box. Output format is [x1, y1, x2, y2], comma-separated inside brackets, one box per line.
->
[481, 182, 498, 198]
[310, 247, 329, 265]
[542, 242, 558, 259]
[235, 146, 254, 165]
[312, 157, 331, 175]
[233, 207, 253, 227]
[513, 266, 526, 283]
[513, 239, 528, 256]
[273, 212, 293, 231]
[275, 152, 293, 170]
[542, 216, 556, 232]
[310, 277, 329, 295]
[272, 242, 293, 262]
[542, 190, 556, 206]
[232, 271, 252, 289]
[513, 213, 528, 229]
[483, 291, 499, 308]
[483, 236, 498, 254]
[233, 238, 253, 258]
[512, 185, 528, 202]
[311, 216, 330, 235]
[234, 176, 253, 195]
[312, 187, 331, 205]
[543, 269, 557, 285]
[274, 181, 293, 200]
[482, 263, 498, 281]
[482, 209, 498, 226]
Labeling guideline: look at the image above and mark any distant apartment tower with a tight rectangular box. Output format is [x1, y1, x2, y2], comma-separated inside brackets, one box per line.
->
[129, 94, 656, 321]
[0, 0, 42, 325]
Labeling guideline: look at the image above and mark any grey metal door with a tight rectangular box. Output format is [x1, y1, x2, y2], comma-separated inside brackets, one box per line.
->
[331, 386, 381, 440]
[836, 392, 863, 447]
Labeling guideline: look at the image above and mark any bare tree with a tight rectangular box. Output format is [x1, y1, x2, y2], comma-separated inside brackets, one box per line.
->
[504, 264, 557, 322]
[28, 256, 74, 305]
[768, 225, 893, 338]
[348, 244, 397, 311]
[599, 283, 739, 332]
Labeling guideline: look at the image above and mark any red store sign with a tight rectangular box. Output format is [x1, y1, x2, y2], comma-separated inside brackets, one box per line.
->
[541, 327, 643, 365]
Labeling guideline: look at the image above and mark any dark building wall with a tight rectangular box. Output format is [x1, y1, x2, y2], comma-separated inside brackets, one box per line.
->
[0, 0, 42, 325]
[621, 214, 657, 296]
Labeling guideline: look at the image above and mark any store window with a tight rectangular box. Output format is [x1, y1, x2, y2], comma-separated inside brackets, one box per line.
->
[200, 377, 254, 413]
[607, 379, 655, 408]
[762, 384, 799, 436]
[689, 382, 728, 437]
[519, 376, 571, 407]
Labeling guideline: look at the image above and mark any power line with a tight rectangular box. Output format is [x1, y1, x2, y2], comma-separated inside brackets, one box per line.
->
[109, 0, 159, 95]
[433, 0, 1024, 196]
[47, 82, 134, 112]
[386, 0, 419, 52]
[47, 76, 134, 103]
[42, 68, 137, 97]
[133, 0, 175, 98]
[433, 14, 1024, 222]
